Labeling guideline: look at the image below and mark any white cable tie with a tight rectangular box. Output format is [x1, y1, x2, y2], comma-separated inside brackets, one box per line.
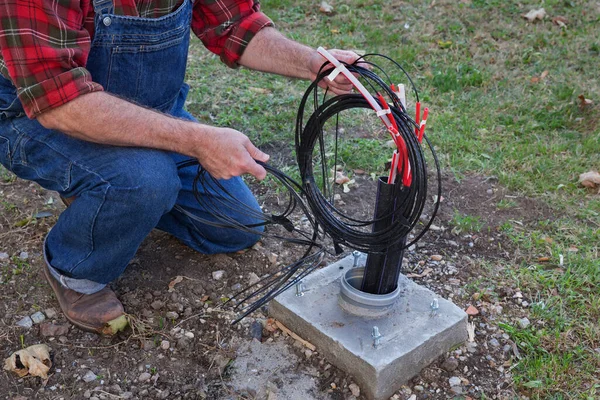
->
[327, 66, 343, 81]
[420, 119, 427, 128]
[376, 109, 391, 117]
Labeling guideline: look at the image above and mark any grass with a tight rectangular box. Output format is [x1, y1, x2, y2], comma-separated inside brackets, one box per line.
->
[182, 0, 599, 397]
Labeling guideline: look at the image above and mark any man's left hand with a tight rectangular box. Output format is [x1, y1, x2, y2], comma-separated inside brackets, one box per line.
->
[308, 49, 362, 95]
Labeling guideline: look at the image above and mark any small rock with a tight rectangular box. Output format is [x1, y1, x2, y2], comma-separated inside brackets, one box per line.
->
[19, 251, 29, 260]
[39, 322, 70, 337]
[441, 357, 459, 372]
[414, 385, 424, 392]
[430, 254, 443, 261]
[184, 331, 194, 339]
[44, 308, 57, 319]
[212, 354, 230, 375]
[450, 386, 463, 394]
[248, 272, 260, 285]
[84, 389, 91, 398]
[212, 270, 225, 280]
[518, 317, 531, 329]
[231, 283, 242, 291]
[109, 384, 122, 394]
[16, 316, 33, 329]
[138, 372, 151, 382]
[30, 311, 46, 324]
[161, 340, 170, 350]
[304, 349, 313, 359]
[0, 252, 9, 261]
[249, 321, 262, 341]
[150, 300, 164, 310]
[157, 390, 170, 399]
[466, 305, 479, 316]
[448, 376, 461, 386]
[407, 395, 416, 400]
[165, 311, 179, 320]
[489, 338, 500, 347]
[82, 370, 97, 383]
[121, 392, 133, 399]
[348, 383, 360, 397]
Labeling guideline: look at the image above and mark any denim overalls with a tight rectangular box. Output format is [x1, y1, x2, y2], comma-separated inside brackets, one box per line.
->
[0, 0, 262, 292]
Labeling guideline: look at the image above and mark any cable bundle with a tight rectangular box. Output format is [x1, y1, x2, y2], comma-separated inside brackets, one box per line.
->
[178, 53, 441, 321]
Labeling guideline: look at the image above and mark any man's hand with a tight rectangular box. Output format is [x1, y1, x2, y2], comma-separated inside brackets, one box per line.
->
[307, 49, 362, 95]
[195, 127, 269, 180]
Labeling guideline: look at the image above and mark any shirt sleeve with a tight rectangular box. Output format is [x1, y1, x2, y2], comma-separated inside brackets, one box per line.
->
[0, 0, 103, 119]
[192, 0, 273, 68]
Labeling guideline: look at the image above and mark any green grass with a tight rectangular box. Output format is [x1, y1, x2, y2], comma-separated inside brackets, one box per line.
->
[182, 1, 598, 397]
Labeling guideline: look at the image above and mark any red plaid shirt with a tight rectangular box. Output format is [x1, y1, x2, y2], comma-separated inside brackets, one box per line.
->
[0, 0, 272, 118]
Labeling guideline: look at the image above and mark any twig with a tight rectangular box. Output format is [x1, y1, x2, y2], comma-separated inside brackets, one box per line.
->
[275, 320, 316, 351]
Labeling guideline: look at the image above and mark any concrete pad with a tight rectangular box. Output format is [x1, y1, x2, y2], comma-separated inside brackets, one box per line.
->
[270, 254, 468, 400]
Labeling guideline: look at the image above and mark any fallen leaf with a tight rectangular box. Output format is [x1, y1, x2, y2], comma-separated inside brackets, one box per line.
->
[406, 267, 433, 278]
[265, 318, 278, 333]
[430, 254, 443, 261]
[522, 8, 546, 22]
[330, 29, 340, 34]
[579, 171, 600, 190]
[540, 70, 549, 79]
[101, 314, 129, 335]
[201, 295, 210, 302]
[437, 40, 452, 49]
[353, 169, 365, 175]
[552, 16, 568, 27]
[578, 94, 594, 109]
[538, 256, 550, 262]
[530, 76, 540, 84]
[466, 305, 479, 316]
[4, 344, 52, 379]
[319, 1, 334, 14]
[249, 87, 271, 94]
[335, 171, 350, 185]
[168, 276, 184, 292]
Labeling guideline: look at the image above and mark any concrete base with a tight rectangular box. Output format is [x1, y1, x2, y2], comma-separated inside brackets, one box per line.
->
[270, 254, 468, 400]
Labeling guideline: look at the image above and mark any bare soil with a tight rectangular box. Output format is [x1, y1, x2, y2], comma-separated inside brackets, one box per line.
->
[0, 166, 554, 400]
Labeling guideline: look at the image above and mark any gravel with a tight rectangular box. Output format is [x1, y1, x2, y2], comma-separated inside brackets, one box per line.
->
[449, 376, 462, 386]
[212, 270, 225, 280]
[16, 316, 33, 328]
[30, 311, 46, 324]
[138, 372, 151, 383]
[82, 370, 98, 383]
[518, 317, 531, 329]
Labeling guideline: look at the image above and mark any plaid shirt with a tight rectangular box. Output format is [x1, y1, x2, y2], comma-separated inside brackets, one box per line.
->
[0, 0, 272, 118]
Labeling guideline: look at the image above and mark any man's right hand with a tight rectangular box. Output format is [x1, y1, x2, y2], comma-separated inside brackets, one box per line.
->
[195, 126, 269, 180]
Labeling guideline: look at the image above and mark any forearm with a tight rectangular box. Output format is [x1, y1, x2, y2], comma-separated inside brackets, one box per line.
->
[37, 92, 199, 157]
[238, 27, 314, 79]
[36, 92, 269, 180]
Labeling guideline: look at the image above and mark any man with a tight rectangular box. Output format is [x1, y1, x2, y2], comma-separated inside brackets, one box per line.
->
[0, 0, 358, 334]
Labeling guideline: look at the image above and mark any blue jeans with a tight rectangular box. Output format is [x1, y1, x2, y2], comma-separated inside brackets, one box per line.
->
[0, 0, 263, 293]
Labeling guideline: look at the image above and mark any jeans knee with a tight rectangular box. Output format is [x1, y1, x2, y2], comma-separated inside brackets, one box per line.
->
[113, 152, 181, 216]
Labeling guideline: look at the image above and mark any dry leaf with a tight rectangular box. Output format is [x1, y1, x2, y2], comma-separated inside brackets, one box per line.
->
[406, 267, 433, 278]
[319, 1, 333, 14]
[540, 70, 549, 79]
[4, 344, 52, 379]
[249, 87, 271, 94]
[522, 8, 546, 22]
[578, 94, 594, 109]
[168, 275, 184, 292]
[265, 318, 278, 333]
[466, 305, 479, 316]
[552, 16, 568, 27]
[579, 171, 600, 190]
[538, 257, 550, 262]
[335, 171, 350, 185]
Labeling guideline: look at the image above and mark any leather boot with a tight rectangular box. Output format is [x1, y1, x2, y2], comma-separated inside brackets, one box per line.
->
[43, 263, 127, 335]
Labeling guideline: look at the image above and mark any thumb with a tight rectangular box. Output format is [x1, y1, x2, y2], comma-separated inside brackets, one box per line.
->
[246, 142, 270, 163]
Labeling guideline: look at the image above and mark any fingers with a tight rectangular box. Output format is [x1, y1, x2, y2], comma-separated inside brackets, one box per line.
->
[245, 141, 269, 180]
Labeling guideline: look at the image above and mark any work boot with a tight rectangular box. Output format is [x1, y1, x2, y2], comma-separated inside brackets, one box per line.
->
[43, 263, 128, 335]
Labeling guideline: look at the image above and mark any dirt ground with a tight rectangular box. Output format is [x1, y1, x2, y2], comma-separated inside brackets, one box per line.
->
[0, 166, 553, 400]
